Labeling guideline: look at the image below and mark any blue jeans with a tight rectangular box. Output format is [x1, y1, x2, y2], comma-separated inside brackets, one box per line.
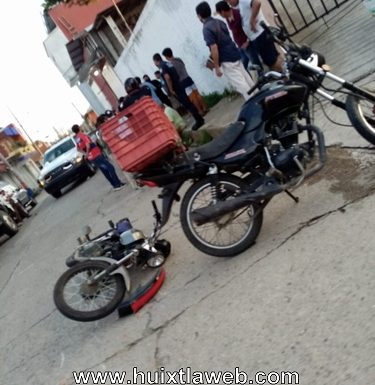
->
[92, 155, 122, 188]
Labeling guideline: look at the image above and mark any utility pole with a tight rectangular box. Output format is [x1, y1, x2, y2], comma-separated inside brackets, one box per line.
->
[72, 102, 85, 120]
[6, 107, 44, 157]
[52, 126, 62, 139]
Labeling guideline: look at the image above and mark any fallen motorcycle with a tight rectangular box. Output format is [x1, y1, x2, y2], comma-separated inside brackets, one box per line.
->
[135, 19, 375, 257]
[53, 202, 170, 322]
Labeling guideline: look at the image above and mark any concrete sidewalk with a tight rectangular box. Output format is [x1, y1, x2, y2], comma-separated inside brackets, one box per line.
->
[294, 1, 375, 82]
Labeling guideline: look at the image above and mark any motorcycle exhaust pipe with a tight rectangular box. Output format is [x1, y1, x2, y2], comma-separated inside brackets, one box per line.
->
[191, 126, 326, 227]
[191, 184, 283, 226]
[304, 124, 326, 178]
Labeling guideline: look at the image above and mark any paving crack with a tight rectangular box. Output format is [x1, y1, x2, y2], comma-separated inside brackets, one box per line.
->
[72, 308, 188, 374]
[96, 196, 106, 218]
[181, 189, 375, 309]
[184, 273, 202, 287]
[0, 259, 22, 298]
[3, 350, 43, 377]
[2, 309, 57, 350]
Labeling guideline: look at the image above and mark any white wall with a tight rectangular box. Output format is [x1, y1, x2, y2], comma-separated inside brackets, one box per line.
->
[44, 29, 113, 113]
[115, 0, 231, 95]
[102, 64, 124, 97]
[43, 28, 78, 86]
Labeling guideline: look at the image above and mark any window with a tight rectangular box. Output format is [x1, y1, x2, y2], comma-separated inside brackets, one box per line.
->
[44, 139, 76, 163]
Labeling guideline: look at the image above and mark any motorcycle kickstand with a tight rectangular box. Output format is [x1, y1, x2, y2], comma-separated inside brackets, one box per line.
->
[285, 189, 299, 203]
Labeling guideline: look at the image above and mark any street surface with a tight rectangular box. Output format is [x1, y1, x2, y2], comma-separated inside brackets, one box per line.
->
[1, 91, 375, 384]
[1, 3, 375, 382]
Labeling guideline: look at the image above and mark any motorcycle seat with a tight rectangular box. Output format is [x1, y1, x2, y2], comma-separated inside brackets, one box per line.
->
[187, 121, 245, 161]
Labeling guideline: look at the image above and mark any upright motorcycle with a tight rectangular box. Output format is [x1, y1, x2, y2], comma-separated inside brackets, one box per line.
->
[135, 20, 375, 257]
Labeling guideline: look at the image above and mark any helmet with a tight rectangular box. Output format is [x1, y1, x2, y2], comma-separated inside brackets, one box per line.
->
[124, 77, 139, 94]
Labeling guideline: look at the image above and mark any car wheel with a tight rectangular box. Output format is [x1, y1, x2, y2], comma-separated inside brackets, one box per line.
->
[51, 190, 62, 199]
[30, 198, 37, 208]
[86, 162, 97, 178]
[0, 210, 18, 237]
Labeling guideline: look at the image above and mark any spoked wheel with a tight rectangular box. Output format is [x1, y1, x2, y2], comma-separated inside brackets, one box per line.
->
[346, 94, 375, 145]
[180, 174, 263, 257]
[53, 261, 126, 322]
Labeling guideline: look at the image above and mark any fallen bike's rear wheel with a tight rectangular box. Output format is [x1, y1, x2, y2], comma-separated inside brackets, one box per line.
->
[53, 260, 125, 322]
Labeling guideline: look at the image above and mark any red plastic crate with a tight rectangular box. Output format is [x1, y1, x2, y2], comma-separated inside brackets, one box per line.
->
[100, 97, 180, 172]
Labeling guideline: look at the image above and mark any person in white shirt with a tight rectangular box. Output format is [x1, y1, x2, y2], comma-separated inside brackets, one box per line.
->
[226, 0, 283, 72]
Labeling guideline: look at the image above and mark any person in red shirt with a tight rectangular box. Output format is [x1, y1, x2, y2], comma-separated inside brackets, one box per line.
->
[215, 1, 262, 71]
[72, 125, 125, 191]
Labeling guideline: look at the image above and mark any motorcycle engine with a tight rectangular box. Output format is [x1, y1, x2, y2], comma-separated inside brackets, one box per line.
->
[78, 242, 105, 258]
[271, 145, 305, 177]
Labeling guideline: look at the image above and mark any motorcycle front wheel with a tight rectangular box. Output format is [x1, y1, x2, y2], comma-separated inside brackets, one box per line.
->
[53, 260, 126, 322]
[180, 174, 263, 257]
[346, 94, 375, 145]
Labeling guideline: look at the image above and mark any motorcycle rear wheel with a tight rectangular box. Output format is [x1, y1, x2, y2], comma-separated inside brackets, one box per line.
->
[53, 260, 125, 322]
[180, 174, 263, 257]
[346, 94, 375, 145]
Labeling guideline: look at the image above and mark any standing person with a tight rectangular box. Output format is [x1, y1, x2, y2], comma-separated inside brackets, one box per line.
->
[215, 1, 262, 71]
[0, 190, 29, 223]
[226, 0, 283, 72]
[143, 74, 172, 107]
[154, 71, 170, 97]
[161, 48, 208, 116]
[196, 2, 254, 100]
[153, 53, 205, 131]
[71, 125, 125, 191]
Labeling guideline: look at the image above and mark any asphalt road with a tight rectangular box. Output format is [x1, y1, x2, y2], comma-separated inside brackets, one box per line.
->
[0, 134, 374, 385]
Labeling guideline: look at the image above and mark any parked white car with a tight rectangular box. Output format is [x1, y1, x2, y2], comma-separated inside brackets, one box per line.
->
[38, 136, 96, 198]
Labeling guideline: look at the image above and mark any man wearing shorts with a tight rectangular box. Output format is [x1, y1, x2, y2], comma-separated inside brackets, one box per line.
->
[226, 0, 283, 72]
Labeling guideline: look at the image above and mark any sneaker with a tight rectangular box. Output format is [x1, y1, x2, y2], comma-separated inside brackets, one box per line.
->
[113, 183, 126, 191]
[192, 118, 205, 131]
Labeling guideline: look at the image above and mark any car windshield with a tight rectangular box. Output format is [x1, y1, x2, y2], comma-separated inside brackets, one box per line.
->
[44, 140, 76, 163]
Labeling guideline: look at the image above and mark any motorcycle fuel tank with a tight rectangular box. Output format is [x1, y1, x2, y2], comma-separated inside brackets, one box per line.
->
[263, 82, 308, 121]
[238, 81, 308, 128]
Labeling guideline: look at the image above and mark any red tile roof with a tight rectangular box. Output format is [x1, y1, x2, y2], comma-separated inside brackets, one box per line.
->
[49, 0, 122, 40]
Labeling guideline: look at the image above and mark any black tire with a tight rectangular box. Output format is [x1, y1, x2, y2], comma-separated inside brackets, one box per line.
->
[346, 94, 375, 145]
[17, 203, 30, 219]
[86, 162, 96, 177]
[180, 174, 263, 257]
[0, 210, 18, 237]
[30, 199, 37, 208]
[50, 190, 62, 199]
[53, 260, 126, 322]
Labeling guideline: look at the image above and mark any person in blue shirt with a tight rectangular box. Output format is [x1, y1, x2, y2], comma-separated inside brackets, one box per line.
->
[196, 1, 255, 100]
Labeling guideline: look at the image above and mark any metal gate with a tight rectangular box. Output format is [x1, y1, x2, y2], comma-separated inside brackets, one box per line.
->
[267, 0, 351, 35]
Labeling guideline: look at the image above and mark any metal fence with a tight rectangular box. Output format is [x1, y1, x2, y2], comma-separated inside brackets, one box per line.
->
[267, 0, 351, 35]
